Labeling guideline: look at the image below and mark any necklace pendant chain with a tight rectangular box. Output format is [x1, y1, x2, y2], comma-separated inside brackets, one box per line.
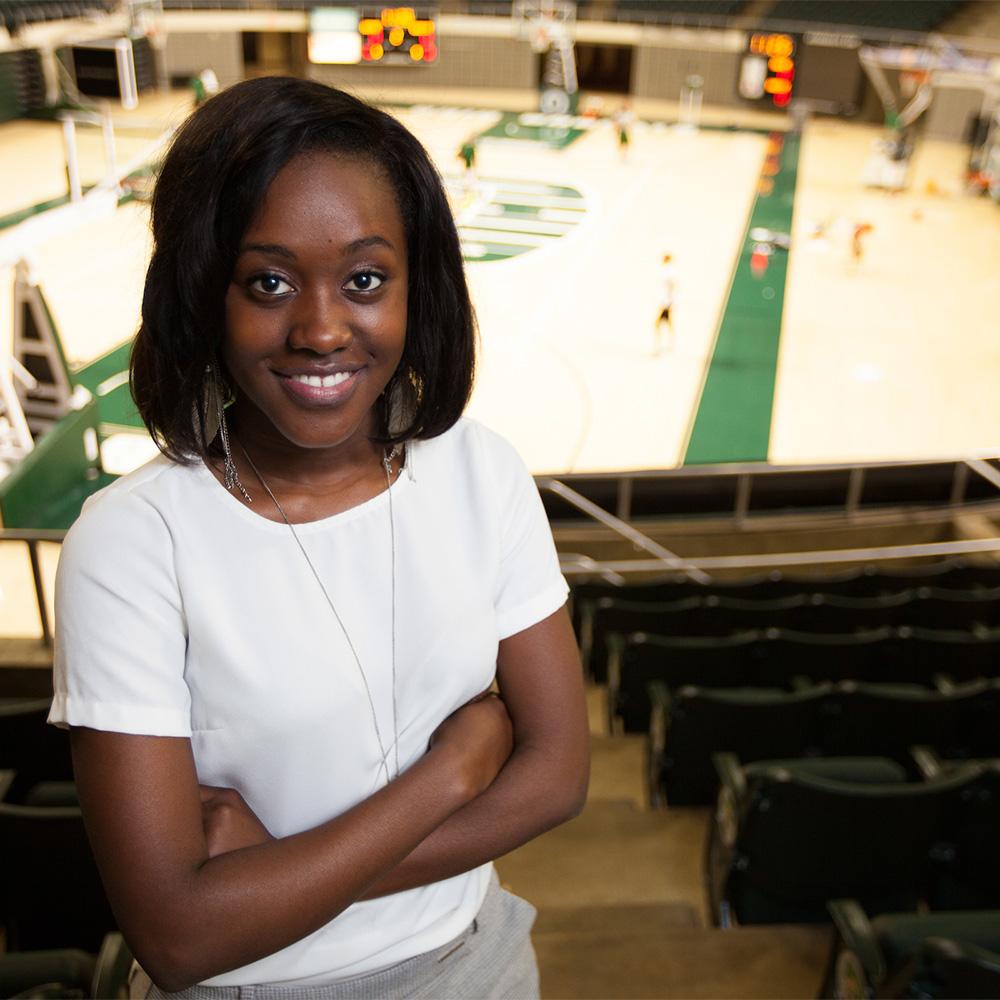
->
[237, 441, 401, 785]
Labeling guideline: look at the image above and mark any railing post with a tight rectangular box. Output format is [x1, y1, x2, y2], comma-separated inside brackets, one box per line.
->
[27, 539, 53, 647]
[846, 467, 864, 518]
[616, 477, 633, 522]
[734, 474, 752, 528]
[950, 463, 969, 506]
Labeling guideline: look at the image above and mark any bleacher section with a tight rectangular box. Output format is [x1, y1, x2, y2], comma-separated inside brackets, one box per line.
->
[570, 560, 1000, 811]
[707, 753, 1000, 925]
[765, 0, 963, 33]
[0, 0, 116, 35]
[822, 899, 1000, 999]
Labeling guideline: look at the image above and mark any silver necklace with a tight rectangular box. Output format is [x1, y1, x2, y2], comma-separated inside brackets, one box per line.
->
[237, 441, 401, 785]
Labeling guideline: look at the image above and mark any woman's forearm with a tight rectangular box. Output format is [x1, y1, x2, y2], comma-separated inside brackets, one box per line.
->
[72, 731, 480, 993]
[173, 754, 471, 981]
[360, 741, 588, 899]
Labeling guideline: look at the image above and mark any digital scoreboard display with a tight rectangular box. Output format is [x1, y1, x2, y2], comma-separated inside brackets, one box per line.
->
[359, 7, 437, 64]
[740, 32, 796, 108]
[309, 8, 363, 65]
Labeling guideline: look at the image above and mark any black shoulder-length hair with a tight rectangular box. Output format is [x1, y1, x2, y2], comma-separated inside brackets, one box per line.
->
[131, 75, 476, 463]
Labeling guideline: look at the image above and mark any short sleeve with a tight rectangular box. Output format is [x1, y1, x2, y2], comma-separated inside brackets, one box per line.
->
[48, 486, 192, 737]
[477, 425, 569, 639]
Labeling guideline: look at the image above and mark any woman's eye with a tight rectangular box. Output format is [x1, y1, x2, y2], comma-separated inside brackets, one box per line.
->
[346, 271, 384, 292]
[250, 274, 293, 296]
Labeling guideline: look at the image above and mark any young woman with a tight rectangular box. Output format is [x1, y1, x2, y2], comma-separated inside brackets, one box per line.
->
[49, 76, 589, 999]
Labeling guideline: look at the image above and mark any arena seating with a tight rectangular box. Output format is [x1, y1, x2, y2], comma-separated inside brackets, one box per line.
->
[610, 0, 744, 20]
[0, 697, 74, 804]
[0, 0, 115, 35]
[0, 931, 132, 999]
[648, 678, 1000, 806]
[612, 625, 1000, 733]
[0, 789, 118, 951]
[583, 585, 1000, 680]
[706, 753, 996, 926]
[765, 0, 963, 33]
[821, 899, 1000, 1000]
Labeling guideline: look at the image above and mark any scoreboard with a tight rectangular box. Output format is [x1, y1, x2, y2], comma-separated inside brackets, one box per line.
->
[359, 7, 438, 64]
[309, 7, 437, 65]
[739, 31, 796, 109]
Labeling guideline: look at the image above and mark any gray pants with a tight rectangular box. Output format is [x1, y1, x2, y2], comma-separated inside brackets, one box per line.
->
[142, 874, 539, 1000]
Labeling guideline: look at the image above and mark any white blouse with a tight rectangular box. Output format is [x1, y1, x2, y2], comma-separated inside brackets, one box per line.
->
[49, 417, 568, 986]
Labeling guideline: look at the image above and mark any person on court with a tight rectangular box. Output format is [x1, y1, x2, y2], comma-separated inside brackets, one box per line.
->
[613, 102, 633, 161]
[654, 253, 676, 355]
[851, 221, 873, 265]
[49, 77, 589, 1000]
[458, 138, 477, 177]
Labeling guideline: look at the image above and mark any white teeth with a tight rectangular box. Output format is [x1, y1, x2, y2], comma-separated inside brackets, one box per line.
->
[290, 372, 352, 388]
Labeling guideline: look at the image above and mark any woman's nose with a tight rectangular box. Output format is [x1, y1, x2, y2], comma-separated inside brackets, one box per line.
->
[286, 288, 353, 353]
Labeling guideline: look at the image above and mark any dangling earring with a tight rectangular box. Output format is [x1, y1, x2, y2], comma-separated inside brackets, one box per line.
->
[385, 374, 413, 438]
[197, 364, 252, 504]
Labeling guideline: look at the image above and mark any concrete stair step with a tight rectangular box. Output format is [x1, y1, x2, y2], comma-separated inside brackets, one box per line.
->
[534, 921, 830, 999]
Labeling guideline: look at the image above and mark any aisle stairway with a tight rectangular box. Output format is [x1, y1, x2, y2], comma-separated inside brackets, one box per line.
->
[495, 691, 830, 999]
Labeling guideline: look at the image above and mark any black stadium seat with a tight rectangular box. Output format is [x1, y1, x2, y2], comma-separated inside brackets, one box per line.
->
[707, 754, 981, 925]
[611, 630, 759, 731]
[648, 681, 827, 806]
[0, 699, 74, 804]
[0, 800, 118, 952]
[822, 899, 1000, 1000]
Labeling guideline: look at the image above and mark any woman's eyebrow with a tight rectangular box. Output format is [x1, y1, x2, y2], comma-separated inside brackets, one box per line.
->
[343, 235, 395, 256]
[239, 242, 297, 261]
[238, 236, 396, 259]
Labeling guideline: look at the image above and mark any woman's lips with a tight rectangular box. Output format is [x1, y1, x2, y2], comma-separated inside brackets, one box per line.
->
[275, 369, 361, 405]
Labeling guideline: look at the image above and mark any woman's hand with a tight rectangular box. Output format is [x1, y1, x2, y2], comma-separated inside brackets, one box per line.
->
[429, 690, 513, 797]
[199, 785, 274, 859]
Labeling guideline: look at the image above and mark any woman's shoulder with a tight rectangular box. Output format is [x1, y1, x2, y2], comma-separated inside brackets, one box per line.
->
[411, 418, 531, 486]
[65, 453, 198, 549]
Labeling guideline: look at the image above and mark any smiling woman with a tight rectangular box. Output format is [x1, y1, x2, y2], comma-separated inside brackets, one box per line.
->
[46, 77, 589, 999]
[220, 153, 409, 503]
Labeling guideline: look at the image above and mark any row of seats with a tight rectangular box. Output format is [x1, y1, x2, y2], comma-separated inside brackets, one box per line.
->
[766, 0, 960, 32]
[0, 0, 114, 34]
[648, 678, 1000, 805]
[0, 699, 130, 994]
[822, 899, 1000, 999]
[572, 560, 1000, 618]
[612, 625, 1000, 732]
[0, 770, 131, 997]
[707, 753, 1000, 925]
[583, 585, 1000, 680]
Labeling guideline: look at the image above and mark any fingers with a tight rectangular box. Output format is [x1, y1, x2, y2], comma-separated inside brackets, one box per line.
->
[199, 784, 228, 802]
[468, 690, 499, 704]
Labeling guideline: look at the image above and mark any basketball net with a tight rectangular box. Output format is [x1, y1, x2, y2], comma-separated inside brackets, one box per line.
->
[530, 20, 552, 54]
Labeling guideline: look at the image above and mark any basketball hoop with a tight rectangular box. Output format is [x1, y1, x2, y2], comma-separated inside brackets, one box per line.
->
[899, 68, 930, 99]
[513, 0, 575, 48]
[530, 20, 551, 54]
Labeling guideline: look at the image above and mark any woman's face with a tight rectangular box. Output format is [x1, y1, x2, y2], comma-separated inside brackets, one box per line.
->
[223, 151, 408, 463]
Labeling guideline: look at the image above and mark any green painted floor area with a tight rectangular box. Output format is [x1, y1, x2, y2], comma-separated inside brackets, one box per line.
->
[683, 132, 799, 465]
[476, 112, 584, 149]
[455, 178, 586, 263]
[34, 471, 117, 530]
[74, 341, 143, 430]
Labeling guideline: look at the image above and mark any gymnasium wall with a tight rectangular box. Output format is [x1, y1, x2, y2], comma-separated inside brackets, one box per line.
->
[136, 12, 994, 141]
[309, 35, 535, 91]
[924, 80, 991, 142]
[633, 45, 741, 107]
[162, 30, 243, 87]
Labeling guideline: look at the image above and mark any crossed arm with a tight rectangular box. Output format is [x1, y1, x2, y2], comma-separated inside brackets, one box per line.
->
[70, 607, 588, 992]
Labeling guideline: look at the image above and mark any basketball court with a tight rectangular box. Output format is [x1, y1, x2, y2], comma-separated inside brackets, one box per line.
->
[2, 86, 997, 482]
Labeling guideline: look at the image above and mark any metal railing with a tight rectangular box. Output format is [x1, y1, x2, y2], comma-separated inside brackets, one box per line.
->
[5, 459, 1000, 639]
[1, 529, 64, 647]
[537, 456, 1000, 527]
[539, 457, 1000, 581]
